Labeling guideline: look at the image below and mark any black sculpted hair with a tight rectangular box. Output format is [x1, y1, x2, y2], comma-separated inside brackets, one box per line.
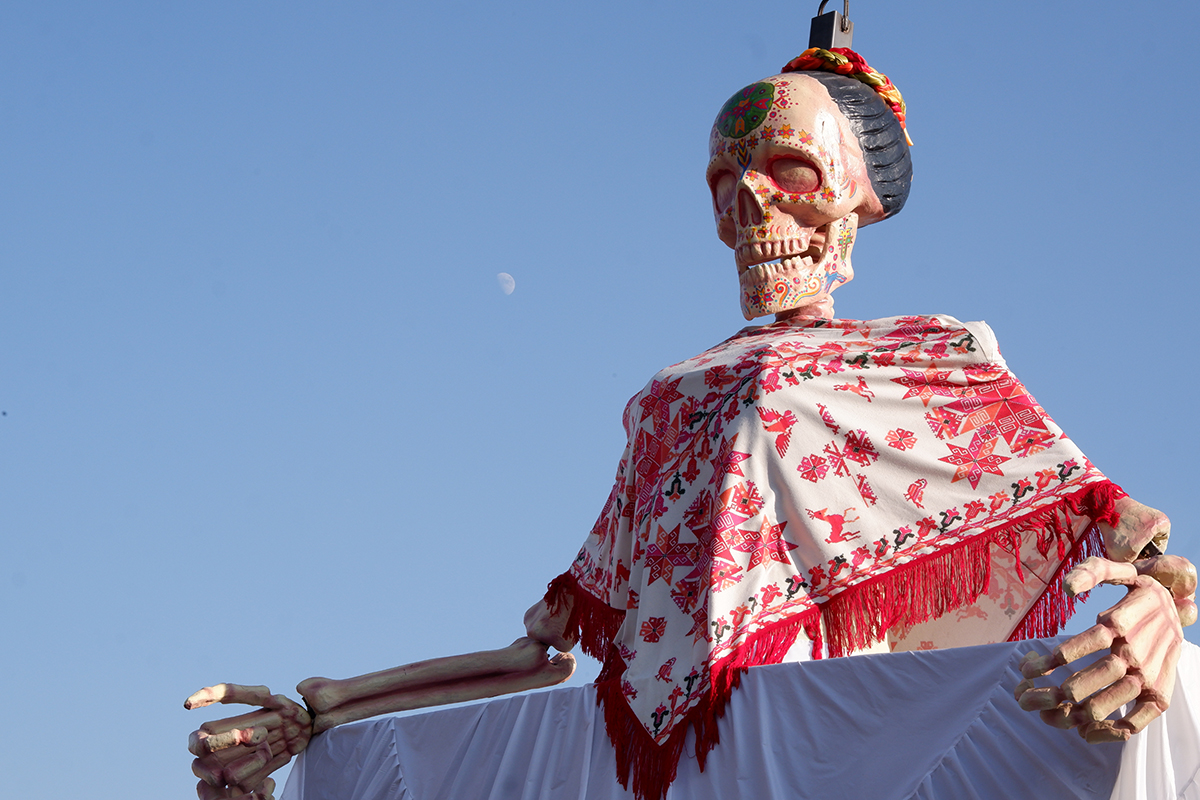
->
[804, 71, 912, 220]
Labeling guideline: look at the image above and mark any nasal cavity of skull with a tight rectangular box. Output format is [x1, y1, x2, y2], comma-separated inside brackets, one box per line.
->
[737, 187, 763, 227]
[769, 157, 820, 195]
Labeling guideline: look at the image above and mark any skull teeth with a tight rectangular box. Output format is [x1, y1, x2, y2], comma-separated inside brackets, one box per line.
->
[739, 228, 828, 276]
[745, 252, 815, 277]
[737, 225, 829, 273]
[740, 238, 807, 263]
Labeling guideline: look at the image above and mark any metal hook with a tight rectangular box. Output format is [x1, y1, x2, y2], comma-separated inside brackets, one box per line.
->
[810, 0, 853, 48]
[816, 0, 850, 28]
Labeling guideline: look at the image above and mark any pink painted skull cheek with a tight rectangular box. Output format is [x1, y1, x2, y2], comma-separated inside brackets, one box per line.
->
[707, 75, 873, 320]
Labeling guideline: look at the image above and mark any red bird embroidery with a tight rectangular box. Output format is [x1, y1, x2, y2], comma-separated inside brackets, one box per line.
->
[807, 507, 861, 544]
[756, 406, 797, 458]
[905, 478, 928, 509]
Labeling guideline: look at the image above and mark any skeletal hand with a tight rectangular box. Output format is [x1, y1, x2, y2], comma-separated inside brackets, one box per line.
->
[523, 594, 577, 653]
[1015, 555, 1197, 742]
[185, 684, 313, 800]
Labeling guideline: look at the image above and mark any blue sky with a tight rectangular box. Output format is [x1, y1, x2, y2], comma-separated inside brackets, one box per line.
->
[2, 2, 1197, 796]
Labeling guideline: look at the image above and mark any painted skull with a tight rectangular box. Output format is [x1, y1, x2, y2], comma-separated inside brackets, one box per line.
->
[707, 74, 884, 320]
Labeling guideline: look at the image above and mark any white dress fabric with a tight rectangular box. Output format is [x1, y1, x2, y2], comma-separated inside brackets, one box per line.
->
[281, 637, 1200, 800]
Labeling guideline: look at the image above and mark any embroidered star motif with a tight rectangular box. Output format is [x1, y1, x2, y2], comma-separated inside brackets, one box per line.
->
[725, 481, 764, 519]
[710, 433, 751, 484]
[939, 431, 1010, 489]
[729, 517, 796, 570]
[644, 524, 700, 586]
[638, 377, 684, 422]
[892, 364, 956, 407]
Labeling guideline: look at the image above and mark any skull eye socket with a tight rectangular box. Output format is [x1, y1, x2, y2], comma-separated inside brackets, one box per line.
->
[711, 171, 736, 212]
[770, 157, 820, 195]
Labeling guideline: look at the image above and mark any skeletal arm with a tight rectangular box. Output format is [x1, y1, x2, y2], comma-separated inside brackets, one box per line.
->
[184, 596, 577, 798]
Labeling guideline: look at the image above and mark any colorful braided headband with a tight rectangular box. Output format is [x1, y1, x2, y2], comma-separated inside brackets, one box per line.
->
[781, 47, 912, 146]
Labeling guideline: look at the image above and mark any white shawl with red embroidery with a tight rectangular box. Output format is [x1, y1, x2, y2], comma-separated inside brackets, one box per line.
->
[544, 315, 1120, 800]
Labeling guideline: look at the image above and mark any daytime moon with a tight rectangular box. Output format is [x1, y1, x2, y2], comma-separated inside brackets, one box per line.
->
[497, 272, 516, 295]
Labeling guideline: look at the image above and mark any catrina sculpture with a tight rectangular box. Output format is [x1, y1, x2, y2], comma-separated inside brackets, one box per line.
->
[185, 44, 1197, 800]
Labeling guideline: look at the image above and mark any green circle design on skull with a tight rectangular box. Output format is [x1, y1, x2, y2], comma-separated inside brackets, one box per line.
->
[717, 82, 775, 139]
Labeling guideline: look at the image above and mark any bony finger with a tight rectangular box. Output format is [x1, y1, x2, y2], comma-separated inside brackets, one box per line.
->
[184, 686, 265, 710]
[227, 792, 264, 800]
[285, 730, 311, 756]
[237, 752, 292, 795]
[201, 710, 282, 736]
[1020, 650, 1063, 679]
[1064, 557, 1137, 596]
[192, 756, 224, 786]
[224, 744, 271, 786]
[1063, 557, 1106, 596]
[189, 726, 269, 756]
[186, 684, 274, 711]
[188, 730, 209, 757]
[186, 685, 228, 710]
[278, 717, 312, 747]
[197, 779, 231, 800]
[1013, 678, 1035, 701]
[280, 717, 304, 743]
[1120, 698, 1167, 735]
[275, 719, 312, 756]
[1056, 624, 1115, 666]
[1018, 686, 1065, 711]
[206, 743, 258, 767]
[1079, 719, 1132, 744]
[1038, 704, 1077, 729]
[1062, 654, 1127, 704]
[1080, 674, 1142, 723]
[233, 776, 276, 800]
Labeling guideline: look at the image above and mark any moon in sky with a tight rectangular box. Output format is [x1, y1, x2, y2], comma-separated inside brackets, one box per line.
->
[496, 272, 515, 295]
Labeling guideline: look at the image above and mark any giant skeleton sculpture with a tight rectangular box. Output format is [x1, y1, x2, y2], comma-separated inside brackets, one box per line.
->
[186, 46, 1198, 800]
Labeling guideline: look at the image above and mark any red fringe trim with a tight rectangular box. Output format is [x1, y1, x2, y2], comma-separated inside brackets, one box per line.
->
[596, 661, 685, 800]
[1006, 521, 1106, 642]
[709, 611, 818, 697]
[544, 480, 1122, 800]
[821, 480, 1123, 656]
[1007, 480, 1123, 642]
[592, 611, 819, 800]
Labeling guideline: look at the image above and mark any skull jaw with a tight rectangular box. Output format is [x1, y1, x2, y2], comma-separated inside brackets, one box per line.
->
[738, 212, 858, 321]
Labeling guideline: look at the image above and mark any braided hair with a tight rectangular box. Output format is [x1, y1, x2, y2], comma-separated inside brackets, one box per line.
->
[806, 72, 912, 220]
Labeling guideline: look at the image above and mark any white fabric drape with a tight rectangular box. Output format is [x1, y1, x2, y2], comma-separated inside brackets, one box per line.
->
[282, 637, 1200, 800]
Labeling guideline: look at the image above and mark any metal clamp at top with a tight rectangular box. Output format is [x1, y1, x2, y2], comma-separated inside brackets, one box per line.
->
[809, 0, 853, 49]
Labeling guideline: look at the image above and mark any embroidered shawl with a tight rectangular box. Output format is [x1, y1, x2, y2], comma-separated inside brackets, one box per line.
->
[544, 315, 1120, 800]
